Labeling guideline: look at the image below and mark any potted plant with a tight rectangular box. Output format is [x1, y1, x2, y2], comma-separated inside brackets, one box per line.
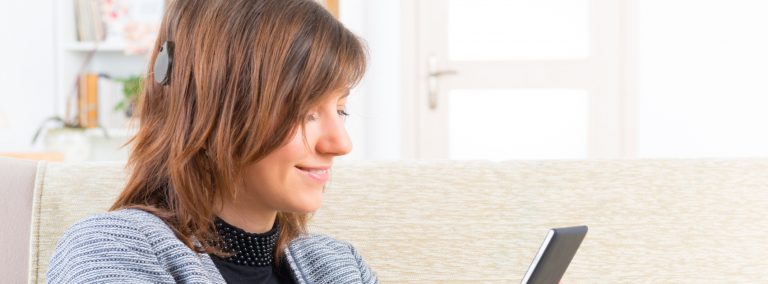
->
[114, 75, 143, 118]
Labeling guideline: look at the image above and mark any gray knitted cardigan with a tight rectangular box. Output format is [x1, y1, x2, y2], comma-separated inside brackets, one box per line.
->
[47, 209, 378, 283]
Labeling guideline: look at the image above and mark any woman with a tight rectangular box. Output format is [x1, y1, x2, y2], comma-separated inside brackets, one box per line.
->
[47, 0, 376, 283]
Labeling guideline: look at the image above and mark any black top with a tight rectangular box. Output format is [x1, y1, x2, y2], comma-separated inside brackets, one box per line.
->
[209, 217, 296, 284]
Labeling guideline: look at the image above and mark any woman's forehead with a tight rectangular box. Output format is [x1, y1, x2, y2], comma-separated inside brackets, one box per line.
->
[326, 88, 350, 100]
[339, 89, 350, 100]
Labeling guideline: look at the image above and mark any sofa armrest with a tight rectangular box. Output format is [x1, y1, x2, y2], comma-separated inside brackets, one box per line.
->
[0, 157, 40, 283]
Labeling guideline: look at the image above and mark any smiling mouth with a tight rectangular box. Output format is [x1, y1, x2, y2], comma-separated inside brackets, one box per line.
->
[295, 166, 330, 173]
[295, 166, 330, 183]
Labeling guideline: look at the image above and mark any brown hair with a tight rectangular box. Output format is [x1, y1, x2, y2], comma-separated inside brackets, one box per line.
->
[110, 0, 367, 261]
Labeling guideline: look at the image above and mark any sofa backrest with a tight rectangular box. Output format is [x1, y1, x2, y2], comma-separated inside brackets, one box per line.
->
[0, 157, 39, 284]
[23, 159, 768, 282]
[28, 161, 128, 283]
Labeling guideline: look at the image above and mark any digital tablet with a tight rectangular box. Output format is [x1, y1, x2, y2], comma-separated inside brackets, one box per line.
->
[521, 225, 588, 284]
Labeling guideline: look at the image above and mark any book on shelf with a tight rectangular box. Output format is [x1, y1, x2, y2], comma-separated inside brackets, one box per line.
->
[70, 72, 130, 129]
[97, 75, 130, 129]
[78, 73, 99, 128]
[75, 0, 106, 42]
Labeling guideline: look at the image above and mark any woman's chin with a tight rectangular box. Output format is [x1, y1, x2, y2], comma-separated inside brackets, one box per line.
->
[286, 196, 323, 213]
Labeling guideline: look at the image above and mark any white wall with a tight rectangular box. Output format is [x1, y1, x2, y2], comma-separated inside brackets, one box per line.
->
[336, 0, 366, 161]
[636, 0, 768, 158]
[0, 2, 56, 152]
[339, 0, 403, 161]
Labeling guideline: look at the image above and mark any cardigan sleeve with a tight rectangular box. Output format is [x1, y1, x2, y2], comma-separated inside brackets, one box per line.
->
[46, 213, 176, 284]
[347, 242, 379, 284]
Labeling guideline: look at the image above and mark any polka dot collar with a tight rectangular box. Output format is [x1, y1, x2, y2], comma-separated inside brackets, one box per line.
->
[213, 217, 280, 267]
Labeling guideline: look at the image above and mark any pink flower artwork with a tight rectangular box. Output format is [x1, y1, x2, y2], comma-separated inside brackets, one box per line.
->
[98, 0, 162, 56]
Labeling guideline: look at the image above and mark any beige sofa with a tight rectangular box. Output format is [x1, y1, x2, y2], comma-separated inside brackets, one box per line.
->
[3, 157, 768, 283]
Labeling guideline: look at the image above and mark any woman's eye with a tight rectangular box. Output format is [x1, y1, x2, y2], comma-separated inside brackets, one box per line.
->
[305, 109, 348, 122]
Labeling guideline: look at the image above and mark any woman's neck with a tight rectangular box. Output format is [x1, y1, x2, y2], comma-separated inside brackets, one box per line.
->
[216, 199, 278, 234]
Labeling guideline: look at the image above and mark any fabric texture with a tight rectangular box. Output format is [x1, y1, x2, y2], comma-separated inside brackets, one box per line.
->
[26, 160, 768, 282]
[47, 208, 377, 283]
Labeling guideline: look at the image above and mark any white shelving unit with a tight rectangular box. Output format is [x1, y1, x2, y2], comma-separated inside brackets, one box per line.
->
[54, 0, 152, 116]
[50, 0, 159, 161]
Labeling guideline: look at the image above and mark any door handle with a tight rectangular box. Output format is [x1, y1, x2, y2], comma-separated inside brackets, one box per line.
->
[428, 55, 457, 110]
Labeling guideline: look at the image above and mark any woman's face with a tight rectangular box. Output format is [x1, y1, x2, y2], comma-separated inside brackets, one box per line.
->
[240, 89, 352, 213]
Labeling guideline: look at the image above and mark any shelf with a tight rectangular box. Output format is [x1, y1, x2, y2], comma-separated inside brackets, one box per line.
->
[50, 0, 157, 163]
[84, 127, 137, 138]
[63, 41, 130, 53]
[44, 127, 133, 162]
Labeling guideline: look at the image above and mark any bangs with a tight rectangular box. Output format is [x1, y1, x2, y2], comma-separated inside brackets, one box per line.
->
[330, 28, 368, 93]
[301, 15, 367, 105]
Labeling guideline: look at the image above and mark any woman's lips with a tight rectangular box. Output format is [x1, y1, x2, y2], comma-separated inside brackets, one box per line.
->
[295, 166, 329, 183]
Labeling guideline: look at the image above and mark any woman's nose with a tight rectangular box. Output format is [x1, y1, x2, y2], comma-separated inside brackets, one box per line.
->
[315, 116, 353, 156]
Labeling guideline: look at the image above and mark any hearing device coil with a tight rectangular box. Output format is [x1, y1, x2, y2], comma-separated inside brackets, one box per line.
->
[153, 41, 174, 85]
